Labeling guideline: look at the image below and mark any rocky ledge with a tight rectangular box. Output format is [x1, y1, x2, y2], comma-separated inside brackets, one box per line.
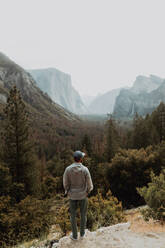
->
[51, 222, 165, 248]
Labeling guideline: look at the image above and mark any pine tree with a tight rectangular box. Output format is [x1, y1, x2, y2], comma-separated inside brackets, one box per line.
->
[137, 170, 165, 222]
[132, 113, 150, 149]
[81, 134, 92, 156]
[152, 102, 165, 142]
[105, 117, 119, 162]
[2, 85, 39, 196]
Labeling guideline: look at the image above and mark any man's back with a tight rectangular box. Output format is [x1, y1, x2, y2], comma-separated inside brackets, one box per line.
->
[63, 150, 93, 240]
[63, 162, 93, 200]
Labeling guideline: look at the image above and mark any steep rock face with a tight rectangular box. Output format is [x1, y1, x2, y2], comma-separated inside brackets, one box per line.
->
[28, 68, 87, 115]
[113, 75, 165, 118]
[88, 88, 121, 115]
[130, 75, 164, 94]
[0, 52, 78, 121]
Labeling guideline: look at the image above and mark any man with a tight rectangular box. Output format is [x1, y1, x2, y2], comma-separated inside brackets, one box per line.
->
[63, 150, 93, 241]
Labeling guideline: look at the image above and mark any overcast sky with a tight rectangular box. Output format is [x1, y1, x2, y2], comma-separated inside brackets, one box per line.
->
[1, 0, 165, 96]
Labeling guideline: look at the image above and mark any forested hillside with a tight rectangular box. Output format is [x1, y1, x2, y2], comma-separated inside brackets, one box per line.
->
[1, 53, 165, 247]
[1, 82, 165, 247]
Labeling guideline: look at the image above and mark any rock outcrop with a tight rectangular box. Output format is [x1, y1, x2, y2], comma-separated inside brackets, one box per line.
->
[52, 222, 165, 248]
[28, 68, 87, 115]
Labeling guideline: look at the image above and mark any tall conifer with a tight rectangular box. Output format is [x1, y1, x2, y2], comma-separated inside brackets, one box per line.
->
[81, 134, 92, 156]
[152, 102, 165, 142]
[105, 117, 119, 162]
[2, 86, 39, 196]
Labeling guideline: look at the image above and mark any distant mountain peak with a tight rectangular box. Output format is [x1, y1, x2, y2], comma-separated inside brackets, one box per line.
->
[113, 74, 165, 118]
[131, 75, 163, 94]
[28, 68, 88, 115]
[0, 52, 79, 122]
[88, 88, 122, 115]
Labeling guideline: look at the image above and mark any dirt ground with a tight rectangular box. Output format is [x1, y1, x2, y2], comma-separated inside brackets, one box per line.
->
[125, 208, 165, 233]
[54, 208, 165, 248]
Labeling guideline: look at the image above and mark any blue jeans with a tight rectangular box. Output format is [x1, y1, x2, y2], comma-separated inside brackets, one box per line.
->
[69, 198, 88, 239]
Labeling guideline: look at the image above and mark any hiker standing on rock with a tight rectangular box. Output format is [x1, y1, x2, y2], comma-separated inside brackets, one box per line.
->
[63, 150, 93, 241]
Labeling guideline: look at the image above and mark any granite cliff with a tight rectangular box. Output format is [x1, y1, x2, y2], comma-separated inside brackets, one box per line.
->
[0, 52, 78, 122]
[113, 75, 165, 118]
[28, 68, 87, 115]
[130, 75, 164, 94]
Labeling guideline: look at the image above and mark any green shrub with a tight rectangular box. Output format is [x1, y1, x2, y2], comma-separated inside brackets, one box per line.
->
[10, 183, 26, 203]
[107, 146, 162, 207]
[56, 191, 125, 235]
[87, 190, 125, 230]
[0, 196, 11, 248]
[0, 196, 53, 247]
[137, 170, 165, 222]
[42, 176, 62, 199]
[56, 203, 71, 236]
[0, 164, 11, 196]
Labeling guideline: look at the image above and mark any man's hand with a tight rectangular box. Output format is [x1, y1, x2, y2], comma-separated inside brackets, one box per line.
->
[64, 190, 68, 198]
[64, 193, 67, 198]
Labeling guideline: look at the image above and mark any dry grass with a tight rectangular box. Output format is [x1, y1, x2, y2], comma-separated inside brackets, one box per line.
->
[125, 208, 165, 233]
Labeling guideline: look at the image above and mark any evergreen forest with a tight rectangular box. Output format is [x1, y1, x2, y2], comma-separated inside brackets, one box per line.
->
[1, 86, 165, 247]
